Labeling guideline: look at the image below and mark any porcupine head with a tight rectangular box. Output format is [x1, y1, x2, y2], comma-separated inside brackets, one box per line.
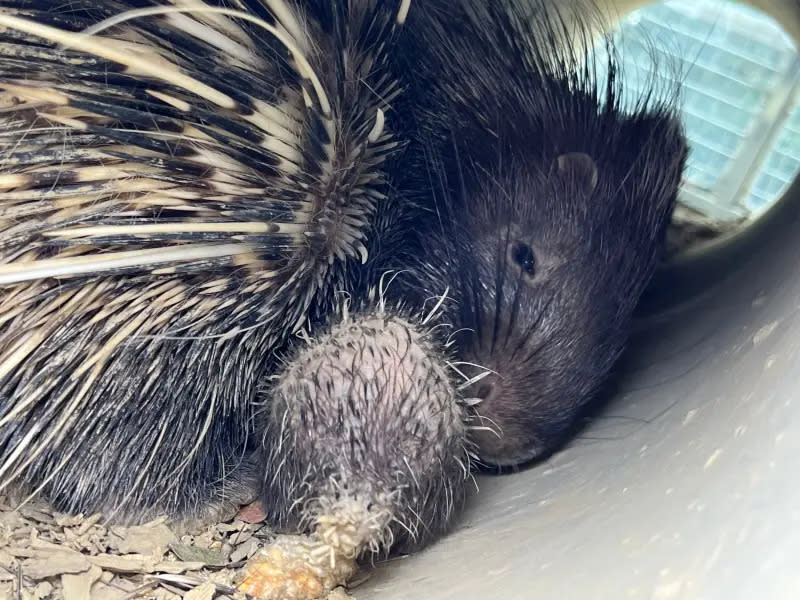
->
[259, 281, 474, 563]
[396, 0, 689, 467]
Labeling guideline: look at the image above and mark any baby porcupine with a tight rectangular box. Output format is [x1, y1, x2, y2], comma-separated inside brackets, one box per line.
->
[0, 0, 414, 526]
[393, 0, 689, 467]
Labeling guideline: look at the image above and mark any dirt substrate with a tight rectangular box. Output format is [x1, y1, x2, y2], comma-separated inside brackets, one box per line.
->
[0, 496, 355, 600]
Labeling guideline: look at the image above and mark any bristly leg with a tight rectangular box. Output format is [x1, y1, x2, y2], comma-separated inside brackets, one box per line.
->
[242, 279, 483, 598]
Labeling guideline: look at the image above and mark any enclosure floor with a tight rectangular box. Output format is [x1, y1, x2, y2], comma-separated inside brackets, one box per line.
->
[0, 495, 355, 600]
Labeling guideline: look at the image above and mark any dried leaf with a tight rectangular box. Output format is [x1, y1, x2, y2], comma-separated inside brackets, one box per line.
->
[89, 582, 128, 600]
[17, 506, 54, 525]
[215, 523, 244, 535]
[30, 539, 77, 553]
[115, 523, 176, 556]
[22, 552, 90, 579]
[0, 550, 16, 569]
[168, 543, 227, 567]
[184, 581, 217, 600]
[87, 554, 146, 573]
[62, 564, 102, 600]
[27, 580, 53, 600]
[150, 561, 206, 575]
[228, 530, 253, 547]
[0, 510, 24, 530]
[229, 538, 259, 564]
[54, 514, 86, 528]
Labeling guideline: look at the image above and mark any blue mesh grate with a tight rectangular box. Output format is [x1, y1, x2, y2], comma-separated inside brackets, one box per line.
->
[596, 0, 800, 217]
[747, 93, 800, 210]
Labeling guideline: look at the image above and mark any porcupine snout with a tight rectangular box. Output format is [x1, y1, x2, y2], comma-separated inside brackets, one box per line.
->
[260, 301, 473, 560]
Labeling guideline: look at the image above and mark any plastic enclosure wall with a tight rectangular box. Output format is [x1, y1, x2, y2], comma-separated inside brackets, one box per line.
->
[356, 1, 800, 598]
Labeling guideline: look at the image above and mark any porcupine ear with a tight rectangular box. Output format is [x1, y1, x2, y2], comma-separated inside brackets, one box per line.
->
[553, 152, 599, 196]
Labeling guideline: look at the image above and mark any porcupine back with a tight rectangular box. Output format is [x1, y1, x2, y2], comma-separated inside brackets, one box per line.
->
[0, 0, 412, 525]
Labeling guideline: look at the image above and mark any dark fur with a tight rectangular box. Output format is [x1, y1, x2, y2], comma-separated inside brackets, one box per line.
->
[391, 0, 689, 466]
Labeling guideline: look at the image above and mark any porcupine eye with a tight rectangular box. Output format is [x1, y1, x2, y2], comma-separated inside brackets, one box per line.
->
[511, 242, 536, 278]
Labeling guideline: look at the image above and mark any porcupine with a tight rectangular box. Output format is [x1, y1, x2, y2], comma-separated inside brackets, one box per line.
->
[0, 0, 423, 528]
[389, 0, 690, 468]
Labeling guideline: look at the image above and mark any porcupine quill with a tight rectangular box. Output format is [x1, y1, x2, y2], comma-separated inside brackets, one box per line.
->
[0, 0, 416, 529]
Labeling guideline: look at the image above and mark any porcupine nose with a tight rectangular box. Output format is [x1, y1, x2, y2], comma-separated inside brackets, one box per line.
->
[469, 373, 543, 467]
[470, 375, 506, 453]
